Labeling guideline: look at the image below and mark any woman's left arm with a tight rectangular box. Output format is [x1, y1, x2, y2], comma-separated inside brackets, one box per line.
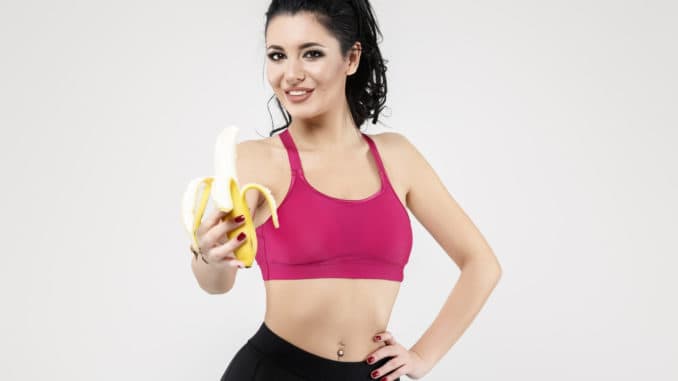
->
[369, 133, 502, 380]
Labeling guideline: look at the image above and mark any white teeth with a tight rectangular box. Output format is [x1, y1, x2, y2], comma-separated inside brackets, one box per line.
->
[289, 90, 308, 95]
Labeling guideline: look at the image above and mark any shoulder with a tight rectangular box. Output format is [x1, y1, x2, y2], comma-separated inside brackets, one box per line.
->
[365, 131, 425, 197]
[236, 134, 283, 164]
[367, 131, 412, 151]
[235, 135, 281, 209]
[366, 130, 421, 173]
[235, 138, 266, 173]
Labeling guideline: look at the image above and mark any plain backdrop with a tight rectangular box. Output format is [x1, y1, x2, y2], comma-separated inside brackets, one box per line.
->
[1, 1, 676, 380]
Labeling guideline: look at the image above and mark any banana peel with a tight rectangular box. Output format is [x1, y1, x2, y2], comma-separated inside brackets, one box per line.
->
[181, 125, 279, 268]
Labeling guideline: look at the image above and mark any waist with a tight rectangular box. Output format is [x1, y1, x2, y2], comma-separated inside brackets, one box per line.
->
[263, 278, 399, 362]
[246, 321, 400, 381]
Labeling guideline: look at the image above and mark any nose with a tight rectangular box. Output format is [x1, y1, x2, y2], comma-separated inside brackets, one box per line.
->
[284, 56, 306, 84]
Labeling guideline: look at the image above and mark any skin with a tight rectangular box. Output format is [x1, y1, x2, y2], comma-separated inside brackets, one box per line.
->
[230, 11, 502, 380]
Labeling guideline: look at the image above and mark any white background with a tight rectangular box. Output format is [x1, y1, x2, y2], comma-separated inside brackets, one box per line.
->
[1, 0, 676, 380]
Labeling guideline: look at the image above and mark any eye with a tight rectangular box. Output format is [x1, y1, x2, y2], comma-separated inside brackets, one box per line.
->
[304, 50, 324, 59]
[267, 52, 284, 61]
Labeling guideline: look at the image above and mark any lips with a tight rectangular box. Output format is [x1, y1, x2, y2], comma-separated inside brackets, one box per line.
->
[285, 88, 314, 94]
[284, 88, 314, 103]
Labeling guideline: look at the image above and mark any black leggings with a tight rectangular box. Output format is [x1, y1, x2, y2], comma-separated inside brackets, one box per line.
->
[221, 321, 401, 381]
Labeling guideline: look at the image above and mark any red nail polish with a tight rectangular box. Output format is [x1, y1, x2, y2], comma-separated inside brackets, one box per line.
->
[367, 356, 375, 363]
[380, 378, 387, 381]
[371, 370, 379, 378]
[374, 335, 381, 341]
[234, 215, 245, 223]
[237, 232, 246, 241]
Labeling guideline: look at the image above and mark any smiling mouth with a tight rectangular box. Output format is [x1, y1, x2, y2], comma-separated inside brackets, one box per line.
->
[284, 89, 314, 103]
[287, 90, 312, 95]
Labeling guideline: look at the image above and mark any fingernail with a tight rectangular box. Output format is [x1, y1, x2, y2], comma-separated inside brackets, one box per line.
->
[367, 356, 375, 364]
[237, 232, 246, 241]
[371, 370, 379, 378]
[374, 335, 381, 341]
[234, 215, 245, 223]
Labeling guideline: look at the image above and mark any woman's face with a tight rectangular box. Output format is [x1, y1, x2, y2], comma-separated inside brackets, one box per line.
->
[265, 12, 360, 121]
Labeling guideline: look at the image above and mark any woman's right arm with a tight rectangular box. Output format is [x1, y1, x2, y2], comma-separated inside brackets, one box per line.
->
[191, 140, 262, 294]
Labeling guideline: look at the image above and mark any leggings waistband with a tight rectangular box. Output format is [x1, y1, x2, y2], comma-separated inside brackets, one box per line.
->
[247, 321, 396, 380]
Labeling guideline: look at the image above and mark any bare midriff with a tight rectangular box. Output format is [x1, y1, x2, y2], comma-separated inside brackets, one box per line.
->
[251, 134, 408, 362]
[263, 278, 400, 362]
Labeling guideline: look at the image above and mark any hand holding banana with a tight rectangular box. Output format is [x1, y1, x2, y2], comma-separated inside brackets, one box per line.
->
[181, 126, 280, 268]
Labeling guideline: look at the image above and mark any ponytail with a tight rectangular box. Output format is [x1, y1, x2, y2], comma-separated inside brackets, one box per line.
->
[346, 0, 388, 128]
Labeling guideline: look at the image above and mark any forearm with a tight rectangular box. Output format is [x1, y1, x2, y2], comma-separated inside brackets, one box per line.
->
[191, 253, 237, 294]
[409, 258, 501, 372]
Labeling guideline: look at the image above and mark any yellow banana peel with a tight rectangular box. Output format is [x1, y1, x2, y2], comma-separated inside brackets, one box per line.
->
[181, 125, 279, 268]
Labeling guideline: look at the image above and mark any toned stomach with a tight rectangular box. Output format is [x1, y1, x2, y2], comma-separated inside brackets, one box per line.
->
[262, 278, 401, 362]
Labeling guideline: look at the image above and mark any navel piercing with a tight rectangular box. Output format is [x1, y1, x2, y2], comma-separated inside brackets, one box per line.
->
[337, 341, 345, 359]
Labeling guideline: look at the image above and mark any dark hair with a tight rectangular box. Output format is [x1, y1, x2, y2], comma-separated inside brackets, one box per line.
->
[264, 0, 389, 136]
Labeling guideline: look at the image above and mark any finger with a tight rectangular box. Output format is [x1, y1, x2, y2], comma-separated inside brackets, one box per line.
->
[229, 259, 246, 268]
[366, 346, 399, 366]
[205, 249, 244, 268]
[203, 244, 245, 268]
[373, 331, 393, 344]
[210, 232, 248, 262]
[224, 255, 246, 268]
[369, 355, 403, 380]
[378, 363, 407, 381]
[203, 215, 246, 246]
[202, 209, 231, 232]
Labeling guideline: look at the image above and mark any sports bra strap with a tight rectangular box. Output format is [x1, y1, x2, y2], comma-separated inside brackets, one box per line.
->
[279, 128, 303, 173]
[279, 128, 387, 182]
[361, 133, 388, 183]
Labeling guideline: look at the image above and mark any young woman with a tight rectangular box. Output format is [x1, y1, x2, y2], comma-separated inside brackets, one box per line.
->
[191, 1, 502, 380]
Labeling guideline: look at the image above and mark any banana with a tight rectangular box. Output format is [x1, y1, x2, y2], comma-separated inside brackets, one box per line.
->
[181, 125, 279, 268]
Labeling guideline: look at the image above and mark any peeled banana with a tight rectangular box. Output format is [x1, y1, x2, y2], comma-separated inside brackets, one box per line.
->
[181, 125, 279, 268]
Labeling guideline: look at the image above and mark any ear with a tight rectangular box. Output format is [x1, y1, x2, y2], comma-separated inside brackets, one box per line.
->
[346, 41, 362, 76]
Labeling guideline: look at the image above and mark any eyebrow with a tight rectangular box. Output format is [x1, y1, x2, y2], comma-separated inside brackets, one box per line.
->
[266, 42, 325, 50]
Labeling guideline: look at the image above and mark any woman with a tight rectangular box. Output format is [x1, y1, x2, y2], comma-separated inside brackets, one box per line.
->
[191, 1, 502, 380]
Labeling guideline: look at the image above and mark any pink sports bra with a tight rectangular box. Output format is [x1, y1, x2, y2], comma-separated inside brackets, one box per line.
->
[254, 127, 413, 282]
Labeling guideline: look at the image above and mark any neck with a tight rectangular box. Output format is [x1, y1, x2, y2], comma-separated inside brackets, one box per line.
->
[287, 99, 362, 153]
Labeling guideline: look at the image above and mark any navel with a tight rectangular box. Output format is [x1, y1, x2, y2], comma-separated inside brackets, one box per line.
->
[336, 341, 345, 360]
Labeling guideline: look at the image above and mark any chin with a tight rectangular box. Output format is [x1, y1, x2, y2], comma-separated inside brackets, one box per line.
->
[278, 93, 324, 118]
[287, 106, 322, 120]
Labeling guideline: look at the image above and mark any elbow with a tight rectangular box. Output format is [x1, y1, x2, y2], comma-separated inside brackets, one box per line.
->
[488, 257, 502, 281]
[491, 262, 502, 287]
[492, 259, 502, 278]
[482, 248, 502, 279]
[464, 254, 502, 283]
[493, 266, 502, 284]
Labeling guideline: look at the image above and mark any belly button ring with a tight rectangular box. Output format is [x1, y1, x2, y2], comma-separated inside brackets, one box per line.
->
[337, 341, 345, 359]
